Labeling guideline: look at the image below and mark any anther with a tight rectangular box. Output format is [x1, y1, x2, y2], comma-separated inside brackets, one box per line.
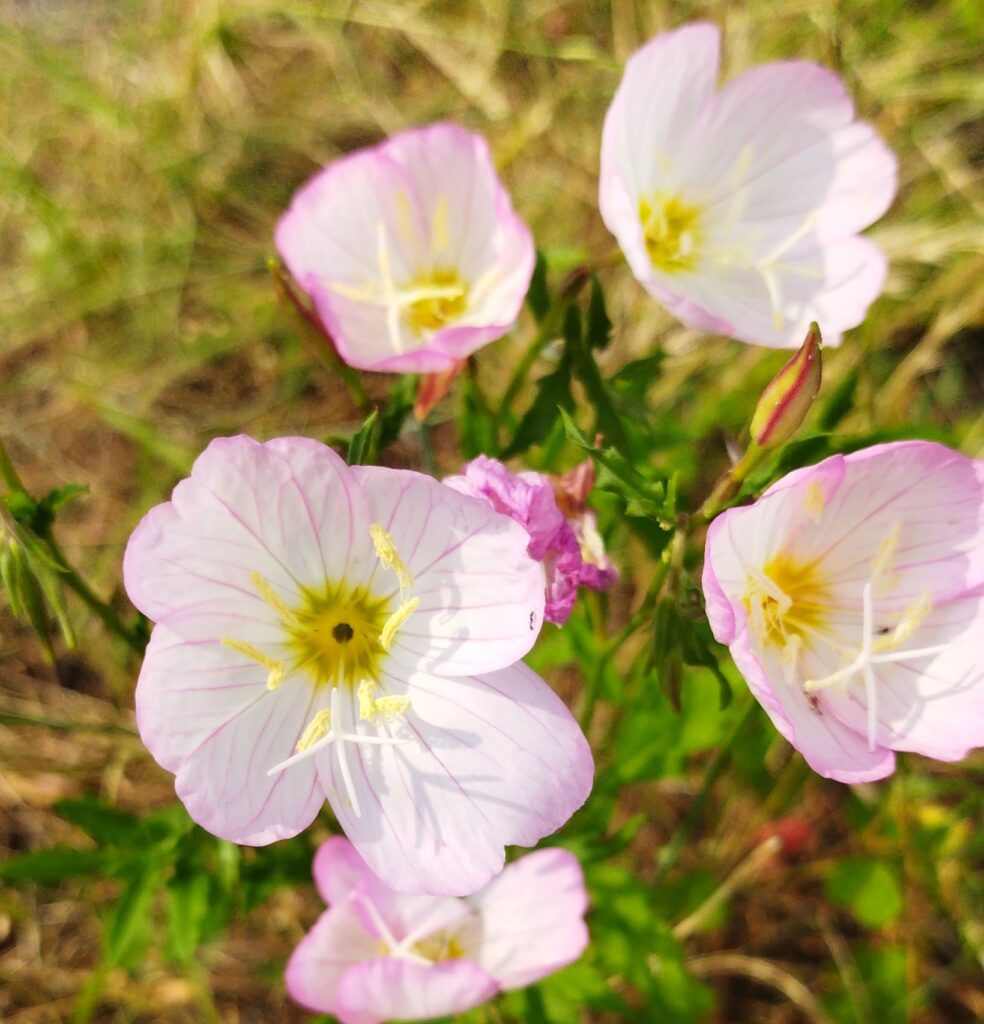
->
[221, 636, 287, 690]
[296, 709, 332, 752]
[370, 523, 414, 594]
[379, 596, 420, 651]
[250, 571, 298, 626]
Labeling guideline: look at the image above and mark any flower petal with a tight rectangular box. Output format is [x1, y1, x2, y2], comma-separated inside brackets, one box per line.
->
[817, 594, 984, 761]
[137, 624, 326, 844]
[313, 837, 470, 944]
[469, 847, 589, 989]
[732, 627, 896, 783]
[333, 958, 498, 1024]
[353, 466, 546, 675]
[123, 436, 370, 640]
[285, 903, 381, 1015]
[600, 23, 720, 203]
[318, 661, 594, 896]
[692, 62, 896, 241]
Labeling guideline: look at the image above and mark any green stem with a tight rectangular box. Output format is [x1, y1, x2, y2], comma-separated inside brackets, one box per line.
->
[697, 442, 767, 522]
[654, 699, 758, 880]
[0, 436, 28, 494]
[0, 710, 137, 735]
[41, 531, 145, 654]
[416, 418, 437, 477]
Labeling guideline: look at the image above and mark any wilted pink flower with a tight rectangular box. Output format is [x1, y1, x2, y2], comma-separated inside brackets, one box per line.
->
[286, 837, 589, 1024]
[275, 122, 535, 373]
[553, 459, 620, 592]
[600, 23, 897, 348]
[124, 436, 592, 894]
[444, 455, 616, 625]
[703, 441, 984, 782]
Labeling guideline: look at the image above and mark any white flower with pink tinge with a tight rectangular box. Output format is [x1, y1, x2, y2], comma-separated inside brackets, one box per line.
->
[124, 436, 592, 895]
[286, 837, 589, 1024]
[703, 441, 984, 782]
[275, 122, 535, 373]
[600, 22, 897, 348]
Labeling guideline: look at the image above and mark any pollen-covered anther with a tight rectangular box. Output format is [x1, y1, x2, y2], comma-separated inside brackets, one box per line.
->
[250, 570, 299, 626]
[379, 596, 420, 651]
[370, 523, 414, 594]
[220, 636, 287, 691]
[296, 709, 332, 752]
[358, 679, 412, 723]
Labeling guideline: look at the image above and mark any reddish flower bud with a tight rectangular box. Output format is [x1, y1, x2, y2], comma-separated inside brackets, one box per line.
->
[749, 322, 823, 449]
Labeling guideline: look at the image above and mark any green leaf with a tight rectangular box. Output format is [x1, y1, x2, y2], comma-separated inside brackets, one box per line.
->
[566, 304, 628, 451]
[166, 869, 211, 964]
[104, 864, 161, 967]
[457, 366, 497, 459]
[560, 409, 673, 524]
[0, 846, 111, 883]
[346, 409, 378, 466]
[500, 354, 574, 459]
[377, 375, 416, 452]
[825, 857, 903, 928]
[526, 250, 550, 323]
[585, 276, 612, 351]
[36, 483, 88, 530]
[54, 797, 142, 846]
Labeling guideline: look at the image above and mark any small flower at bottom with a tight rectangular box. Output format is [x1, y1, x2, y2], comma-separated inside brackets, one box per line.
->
[703, 441, 984, 782]
[123, 436, 593, 895]
[286, 837, 589, 1024]
[600, 22, 897, 348]
[275, 122, 535, 373]
[444, 455, 617, 625]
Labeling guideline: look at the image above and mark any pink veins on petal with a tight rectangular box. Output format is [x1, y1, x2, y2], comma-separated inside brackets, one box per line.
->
[124, 435, 593, 895]
[702, 440, 984, 782]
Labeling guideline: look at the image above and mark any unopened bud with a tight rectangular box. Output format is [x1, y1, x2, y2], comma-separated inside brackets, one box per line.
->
[750, 323, 822, 449]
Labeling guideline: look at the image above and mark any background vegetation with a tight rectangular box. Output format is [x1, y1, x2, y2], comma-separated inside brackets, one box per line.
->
[0, 1, 981, 1021]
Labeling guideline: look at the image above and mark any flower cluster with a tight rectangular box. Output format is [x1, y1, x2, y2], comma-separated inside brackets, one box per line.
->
[110, 17, 984, 1024]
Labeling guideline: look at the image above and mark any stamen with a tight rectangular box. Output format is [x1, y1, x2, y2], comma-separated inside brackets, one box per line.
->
[873, 593, 931, 652]
[296, 709, 332, 752]
[250, 571, 298, 626]
[803, 480, 826, 523]
[431, 195, 450, 253]
[370, 523, 414, 594]
[220, 636, 287, 690]
[379, 596, 420, 651]
[871, 521, 901, 594]
[376, 222, 405, 355]
[357, 678, 412, 722]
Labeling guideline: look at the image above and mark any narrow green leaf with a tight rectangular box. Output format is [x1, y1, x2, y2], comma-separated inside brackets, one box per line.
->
[0, 847, 110, 883]
[586, 276, 612, 351]
[346, 409, 378, 466]
[105, 864, 161, 967]
[500, 355, 575, 459]
[54, 797, 142, 846]
[526, 250, 550, 323]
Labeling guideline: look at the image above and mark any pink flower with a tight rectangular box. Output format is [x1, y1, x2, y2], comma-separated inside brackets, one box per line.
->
[124, 436, 592, 894]
[275, 122, 535, 373]
[286, 837, 589, 1024]
[444, 455, 617, 625]
[703, 441, 984, 782]
[553, 459, 620, 592]
[599, 23, 897, 348]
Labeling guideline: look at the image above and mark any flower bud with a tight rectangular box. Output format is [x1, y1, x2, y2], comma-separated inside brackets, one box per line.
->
[749, 322, 823, 449]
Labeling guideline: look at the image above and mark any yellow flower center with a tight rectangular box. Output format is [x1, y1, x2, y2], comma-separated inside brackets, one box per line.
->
[287, 582, 393, 690]
[744, 553, 831, 651]
[639, 192, 703, 274]
[404, 268, 469, 334]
